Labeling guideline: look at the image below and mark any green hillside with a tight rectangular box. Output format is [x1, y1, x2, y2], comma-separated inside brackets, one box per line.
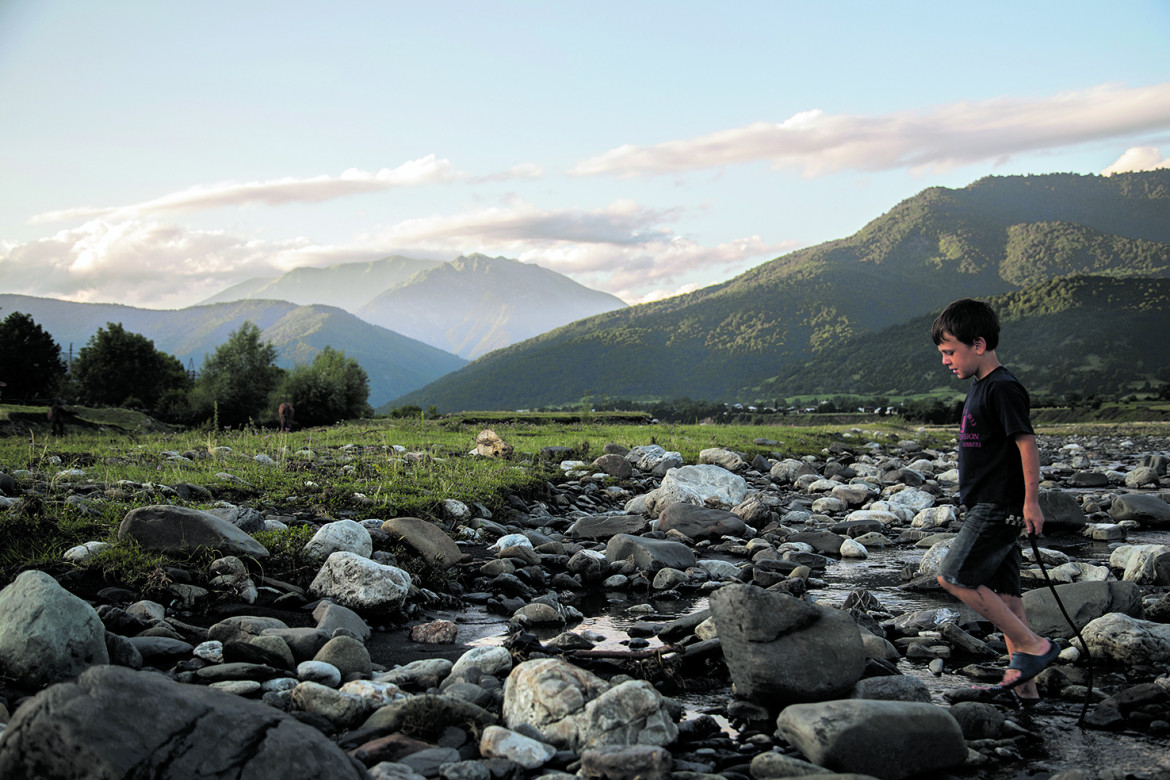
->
[389, 170, 1170, 412]
[751, 275, 1170, 400]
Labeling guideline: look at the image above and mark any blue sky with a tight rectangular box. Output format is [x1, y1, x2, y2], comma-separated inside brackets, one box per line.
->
[2, 1, 1169, 310]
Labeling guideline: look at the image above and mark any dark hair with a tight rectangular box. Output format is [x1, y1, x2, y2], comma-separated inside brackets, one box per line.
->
[931, 298, 1000, 350]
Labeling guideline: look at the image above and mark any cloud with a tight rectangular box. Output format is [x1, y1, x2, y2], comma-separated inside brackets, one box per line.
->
[1102, 146, 1170, 175]
[570, 82, 1170, 178]
[29, 155, 464, 224]
[2, 200, 794, 309]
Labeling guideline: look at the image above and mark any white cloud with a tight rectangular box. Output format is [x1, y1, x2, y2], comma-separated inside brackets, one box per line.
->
[2, 200, 794, 309]
[1102, 146, 1170, 175]
[29, 156, 464, 224]
[570, 82, 1170, 178]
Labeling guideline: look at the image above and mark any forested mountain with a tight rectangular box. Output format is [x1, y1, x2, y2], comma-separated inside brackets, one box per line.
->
[0, 295, 465, 407]
[389, 171, 1170, 412]
[751, 275, 1170, 401]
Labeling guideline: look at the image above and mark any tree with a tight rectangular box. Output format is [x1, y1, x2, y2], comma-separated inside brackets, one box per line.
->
[190, 322, 284, 427]
[0, 311, 67, 402]
[71, 322, 191, 409]
[277, 346, 371, 426]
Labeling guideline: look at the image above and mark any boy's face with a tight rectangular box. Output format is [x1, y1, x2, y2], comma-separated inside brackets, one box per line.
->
[936, 332, 986, 380]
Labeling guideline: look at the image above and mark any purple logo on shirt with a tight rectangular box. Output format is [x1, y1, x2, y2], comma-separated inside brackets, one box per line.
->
[960, 409, 980, 448]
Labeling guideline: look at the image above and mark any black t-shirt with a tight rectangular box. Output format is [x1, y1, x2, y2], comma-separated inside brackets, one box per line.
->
[958, 366, 1034, 508]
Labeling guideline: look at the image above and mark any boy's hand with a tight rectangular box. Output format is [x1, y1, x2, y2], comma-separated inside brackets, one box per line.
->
[1022, 498, 1044, 537]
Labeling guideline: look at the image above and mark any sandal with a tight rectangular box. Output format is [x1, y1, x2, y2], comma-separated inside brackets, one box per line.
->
[995, 639, 1060, 691]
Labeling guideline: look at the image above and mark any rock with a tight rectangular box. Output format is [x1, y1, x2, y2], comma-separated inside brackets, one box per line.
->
[118, 504, 270, 558]
[656, 503, 747, 540]
[1022, 580, 1143, 640]
[502, 658, 677, 753]
[578, 745, 673, 780]
[410, 620, 459, 644]
[313, 635, 372, 679]
[775, 699, 966, 780]
[1038, 489, 1087, 528]
[205, 504, 267, 533]
[1125, 466, 1161, 488]
[1110, 494, 1170, 526]
[1110, 543, 1170, 585]
[475, 429, 513, 458]
[850, 675, 931, 702]
[0, 665, 366, 779]
[625, 445, 684, 476]
[605, 533, 696, 573]
[708, 583, 866, 705]
[567, 514, 650, 540]
[291, 680, 367, 727]
[362, 693, 498, 734]
[381, 517, 464, 567]
[643, 464, 748, 516]
[309, 551, 412, 611]
[313, 600, 372, 643]
[698, 447, 747, 472]
[1082, 612, 1170, 665]
[0, 570, 109, 688]
[304, 519, 373, 560]
[478, 724, 556, 769]
[591, 454, 633, 480]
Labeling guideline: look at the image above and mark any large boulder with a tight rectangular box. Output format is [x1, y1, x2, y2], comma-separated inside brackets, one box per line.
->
[656, 503, 747, 540]
[1110, 544, 1170, 585]
[567, 514, 649, 540]
[1110, 494, 1170, 526]
[118, 505, 269, 558]
[775, 699, 966, 780]
[381, 517, 464, 567]
[1082, 612, 1170, 665]
[502, 658, 677, 753]
[0, 570, 109, 688]
[0, 665, 366, 779]
[303, 519, 373, 560]
[708, 583, 866, 705]
[309, 551, 412, 611]
[643, 465, 748, 517]
[1038, 488, 1087, 529]
[605, 534, 696, 573]
[1022, 580, 1143, 640]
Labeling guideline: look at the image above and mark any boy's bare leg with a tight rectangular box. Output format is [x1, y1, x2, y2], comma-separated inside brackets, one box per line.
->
[1000, 594, 1040, 698]
[937, 577, 1050, 690]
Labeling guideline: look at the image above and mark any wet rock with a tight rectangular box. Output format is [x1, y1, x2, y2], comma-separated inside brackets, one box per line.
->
[708, 583, 865, 705]
[657, 503, 747, 540]
[775, 699, 966, 780]
[1022, 580, 1143, 640]
[606, 534, 696, 573]
[1082, 612, 1170, 665]
[1110, 493, 1170, 526]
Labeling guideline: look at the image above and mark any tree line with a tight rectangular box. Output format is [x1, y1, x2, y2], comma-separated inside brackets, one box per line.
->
[0, 311, 371, 428]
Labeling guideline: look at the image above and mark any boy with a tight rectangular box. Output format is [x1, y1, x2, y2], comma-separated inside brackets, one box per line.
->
[931, 298, 1057, 702]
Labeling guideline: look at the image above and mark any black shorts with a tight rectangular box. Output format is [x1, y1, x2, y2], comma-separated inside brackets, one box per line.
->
[937, 503, 1023, 597]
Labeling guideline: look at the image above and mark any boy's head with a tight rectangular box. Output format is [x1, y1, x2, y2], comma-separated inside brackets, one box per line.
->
[931, 298, 1000, 350]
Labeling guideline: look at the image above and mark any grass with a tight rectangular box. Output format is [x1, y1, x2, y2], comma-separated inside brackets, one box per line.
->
[0, 409, 989, 593]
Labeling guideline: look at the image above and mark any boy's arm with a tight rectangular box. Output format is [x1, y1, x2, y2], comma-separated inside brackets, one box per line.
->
[1015, 433, 1043, 535]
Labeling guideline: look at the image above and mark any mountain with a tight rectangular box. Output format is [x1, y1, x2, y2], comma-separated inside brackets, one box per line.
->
[749, 275, 1170, 401]
[388, 171, 1170, 412]
[0, 295, 465, 407]
[355, 254, 628, 359]
[201, 253, 628, 360]
[200, 256, 443, 309]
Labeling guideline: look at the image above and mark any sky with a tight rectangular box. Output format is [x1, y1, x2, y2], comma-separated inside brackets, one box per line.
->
[2, 1, 1170, 311]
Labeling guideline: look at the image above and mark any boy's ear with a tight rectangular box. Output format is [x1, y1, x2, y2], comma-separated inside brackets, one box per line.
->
[973, 336, 986, 353]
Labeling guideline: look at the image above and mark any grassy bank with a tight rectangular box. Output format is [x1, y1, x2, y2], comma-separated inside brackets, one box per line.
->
[0, 411, 936, 591]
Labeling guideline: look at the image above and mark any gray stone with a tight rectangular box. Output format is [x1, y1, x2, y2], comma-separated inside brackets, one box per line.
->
[304, 519, 373, 560]
[605, 533, 696, 573]
[0, 570, 109, 688]
[657, 503, 747, 540]
[775, 699, 966, 780]
[118, 504, 270, 558]
[1022, 580, 1143, 640]
[309, 551, 412, 611]
[0, 666, 366, 779]
[1110, 493, 1170, 526]
[567, 514, 649, 540]
[709, 583, 866, 705]
[1082, 612, 1170, 665]
[381, 517, 464, 567]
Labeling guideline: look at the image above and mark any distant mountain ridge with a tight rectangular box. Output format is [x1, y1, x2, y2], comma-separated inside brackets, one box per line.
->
[0, 294, 465, 408]
[202, 253, 627, 359]
[389, 171, 1170, 412]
